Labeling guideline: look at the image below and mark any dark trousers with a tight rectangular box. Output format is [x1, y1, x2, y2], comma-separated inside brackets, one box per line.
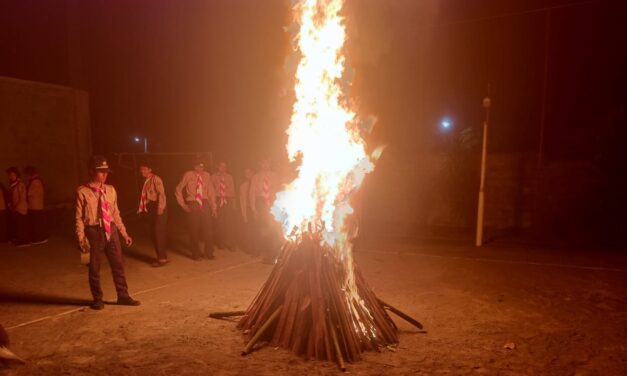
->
[144, 201, 168, 260]
[254, 200, 279, 262]
[28, 209, 48, 242]
[214, 198, 235, 249]
[9, 211, 28, 245]
[0, 210, 7, 243]
[85, 224, 129, 301]
[187, 200, 214, 258]
[238, 215, 256, 255]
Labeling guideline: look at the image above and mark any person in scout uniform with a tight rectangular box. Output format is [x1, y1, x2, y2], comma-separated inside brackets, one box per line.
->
[75, 156, 140, 310]
[6, 167, 29, 247]
[137, 159, 168, 267]
[211, 161, 236, 251]
[175, 158, 217, 260]
[249, 159, 281, 264]
[238, 167, 255, 255]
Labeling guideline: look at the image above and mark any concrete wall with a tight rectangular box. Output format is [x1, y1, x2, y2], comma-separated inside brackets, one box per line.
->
[0, 76, 91, 206]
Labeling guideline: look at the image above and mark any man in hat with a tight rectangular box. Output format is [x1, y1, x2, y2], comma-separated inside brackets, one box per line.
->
[249, 159, 281, 264]
[137, 160, 168, 267]
[24, 166, 48, 245]
[75, 156, 140, 310]
[6, 167, 28, 247]
[211, 161, 236, 251]
[175, 159, 217, 260]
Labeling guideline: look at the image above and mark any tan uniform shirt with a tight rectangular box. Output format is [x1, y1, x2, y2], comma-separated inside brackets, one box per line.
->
[211, 172, 236, 199]
[27, 178, 45, 210]
[75, 183, 129, 244]
[9, 180, 28, 215]
[175, 170, 216, 210]
[249, 171, 280, 210]
[239, 180, 250, 220]
[140, 174, 167, 212]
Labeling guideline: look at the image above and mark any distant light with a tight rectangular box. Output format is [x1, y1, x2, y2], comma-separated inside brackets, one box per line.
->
[440, 118, 453, 131]
[133, 137, 141, 143]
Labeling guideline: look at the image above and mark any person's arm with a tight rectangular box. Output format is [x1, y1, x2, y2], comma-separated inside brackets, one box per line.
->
[110, 187, 132, 245]
[155, 176, 167, 214]
[249, 176, 257, 216]
[175, 173, 191, 212]
[239, 183, 247, 222]
[74, 189, 88, 252]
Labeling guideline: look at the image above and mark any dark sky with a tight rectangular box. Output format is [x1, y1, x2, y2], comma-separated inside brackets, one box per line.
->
[1, 0, 626, 171]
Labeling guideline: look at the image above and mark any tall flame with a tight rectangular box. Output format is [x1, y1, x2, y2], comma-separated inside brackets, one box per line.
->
[272, 0, 376, 261]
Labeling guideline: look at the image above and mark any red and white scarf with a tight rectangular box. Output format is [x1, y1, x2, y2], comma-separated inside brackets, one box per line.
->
[138, 175, 153, 213]
[92, 186, 112, 240]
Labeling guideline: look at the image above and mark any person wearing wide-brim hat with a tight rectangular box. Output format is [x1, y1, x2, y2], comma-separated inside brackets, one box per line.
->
[75, 155, 140, 310]
[137, 158, 169, 267]
[175, 157, 217, 260]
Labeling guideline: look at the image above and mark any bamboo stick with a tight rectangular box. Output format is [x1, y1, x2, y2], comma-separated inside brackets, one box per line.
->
[328, 316, 347, 372]
[208, 310, 246, 319]
[377, 298, 423, 330]
[241, 306, 282, 356]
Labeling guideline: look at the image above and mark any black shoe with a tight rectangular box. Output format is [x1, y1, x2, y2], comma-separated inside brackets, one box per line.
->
[91, 300, 104, 310]
[117, 296, 141, 306]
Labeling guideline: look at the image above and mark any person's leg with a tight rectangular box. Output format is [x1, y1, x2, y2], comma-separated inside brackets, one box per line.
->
[147, 202, 159, 260]
[214, 204, 225, 249]
[155, 209, 168, 261]
[224, 201, 236, 250]
[15, 213, 29, 245]
[103, 226, 130, 299]
[201, 202, 214, 258]
[85, 227, 105, 302]
[188, 202, 202, 259]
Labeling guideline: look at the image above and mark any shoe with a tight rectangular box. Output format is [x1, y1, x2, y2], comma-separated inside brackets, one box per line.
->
[91, 300, 104, 310]
[31, 239, 49, 245]
[117, 296, 141, 306]
[151, 259, 169, 267]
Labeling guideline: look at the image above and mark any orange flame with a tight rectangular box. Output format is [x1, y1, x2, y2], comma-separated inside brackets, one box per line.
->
[272, 0, 376, 260]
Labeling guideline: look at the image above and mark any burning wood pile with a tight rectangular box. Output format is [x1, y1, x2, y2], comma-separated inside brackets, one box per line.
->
[210, 0, 422, 370]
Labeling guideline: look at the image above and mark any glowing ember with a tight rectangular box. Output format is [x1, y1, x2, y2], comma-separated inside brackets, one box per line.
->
[272, 0, 377, 260]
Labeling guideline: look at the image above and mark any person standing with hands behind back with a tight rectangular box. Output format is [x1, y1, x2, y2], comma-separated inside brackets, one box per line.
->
[137, 160, 169, 267]
[75, 156, 140, 310]
[175, 158, 217, 260]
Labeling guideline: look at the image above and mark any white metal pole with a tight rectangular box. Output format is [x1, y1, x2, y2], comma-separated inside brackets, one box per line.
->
[144, 137, 148, 153]
[476, 94, 491, 247]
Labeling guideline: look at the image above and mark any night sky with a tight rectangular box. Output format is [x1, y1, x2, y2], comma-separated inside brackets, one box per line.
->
[1, 0, 626, 169]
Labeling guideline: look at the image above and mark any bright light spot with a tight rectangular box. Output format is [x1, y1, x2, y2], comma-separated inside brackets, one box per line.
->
[440, 118, 453, 131]
[133, 137, 141, 143]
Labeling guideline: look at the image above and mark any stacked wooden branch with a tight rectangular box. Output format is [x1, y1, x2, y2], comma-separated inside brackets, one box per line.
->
[235, 233, 402, 366]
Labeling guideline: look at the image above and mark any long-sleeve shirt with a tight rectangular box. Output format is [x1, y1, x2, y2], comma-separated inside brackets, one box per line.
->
[175, 170, 216, 210]
[8, 180, 28, 215]
[139, 174, 167, 212]
[211, 172, 236, 199]
[75, 183, 128, 244]
[239, 180, 251, 220]
[249, 171, 280, 210]
[27, 178, 44, 210]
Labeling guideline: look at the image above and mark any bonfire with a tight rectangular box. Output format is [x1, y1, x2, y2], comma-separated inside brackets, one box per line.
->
[210, 0, 422, 370]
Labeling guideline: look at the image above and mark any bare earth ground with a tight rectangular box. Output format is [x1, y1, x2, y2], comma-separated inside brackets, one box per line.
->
[1, 222, 627, 375]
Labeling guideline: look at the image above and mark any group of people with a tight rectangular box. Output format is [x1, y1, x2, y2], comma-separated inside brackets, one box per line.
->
[74, 155, 281, 310]
[0, 166, 48, 247]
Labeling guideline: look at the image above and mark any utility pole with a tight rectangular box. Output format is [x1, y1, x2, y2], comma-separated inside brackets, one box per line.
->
[476, 85, 491, 247]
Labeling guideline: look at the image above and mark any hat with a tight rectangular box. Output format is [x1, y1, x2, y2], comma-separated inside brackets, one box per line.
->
[89, 155, 112, 172]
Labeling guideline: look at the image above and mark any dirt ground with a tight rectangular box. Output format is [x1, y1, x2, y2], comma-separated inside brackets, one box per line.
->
[1, 221, 627, 375]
